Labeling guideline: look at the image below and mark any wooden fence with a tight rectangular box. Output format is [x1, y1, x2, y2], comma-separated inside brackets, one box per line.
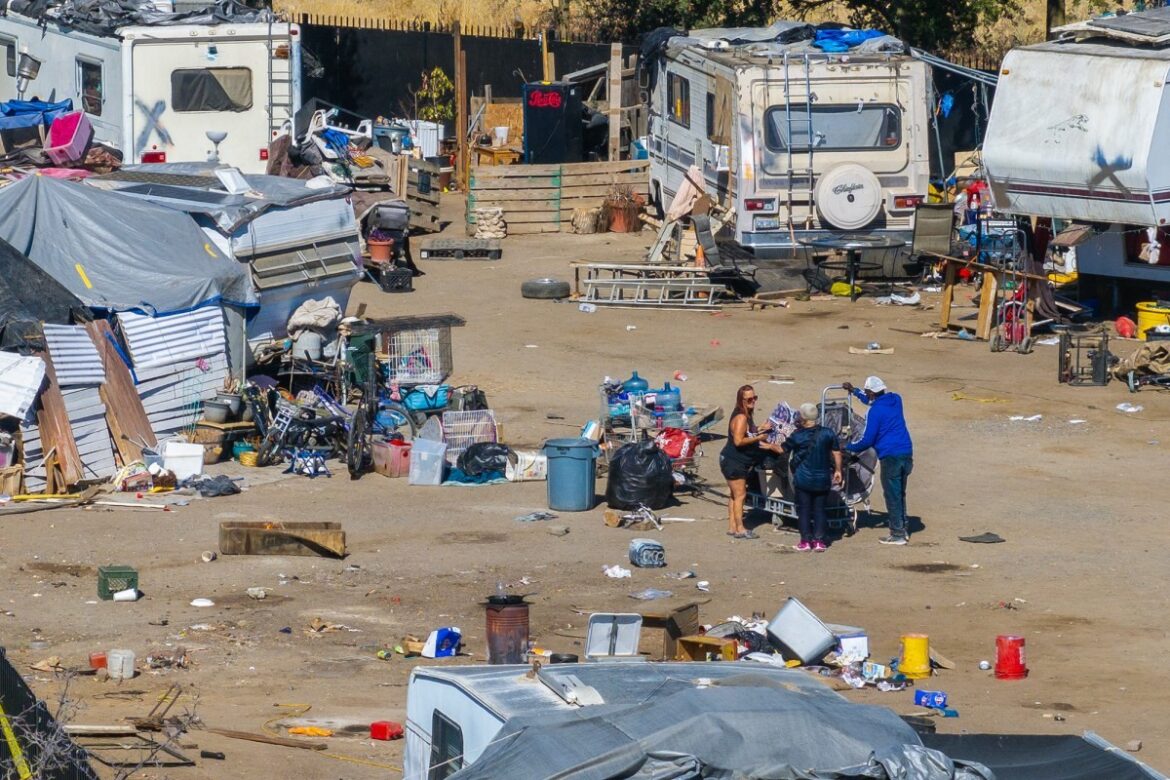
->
[466, 159, 650, 235]
[296, 13, 602, 42]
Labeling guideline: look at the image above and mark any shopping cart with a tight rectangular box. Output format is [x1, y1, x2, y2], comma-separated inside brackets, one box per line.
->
[747, 385, 877, 536]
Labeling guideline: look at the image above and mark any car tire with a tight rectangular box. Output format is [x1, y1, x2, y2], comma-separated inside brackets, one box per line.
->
[521, 278, 571, 300]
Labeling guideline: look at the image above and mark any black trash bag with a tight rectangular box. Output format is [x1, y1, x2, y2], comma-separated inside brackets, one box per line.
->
[184, 475, 242, 497]
[605, 441, 674, 510]
[457, 442, 514, 476]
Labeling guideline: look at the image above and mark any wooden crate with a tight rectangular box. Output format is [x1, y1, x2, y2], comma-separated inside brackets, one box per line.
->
[467, 159, 649, 235]
[219, 521, 346, 558]
[675, 635, 738, 662]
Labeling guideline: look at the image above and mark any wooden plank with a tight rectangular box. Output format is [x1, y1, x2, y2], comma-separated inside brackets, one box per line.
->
[471, 181, 645, 199]
[86, 320, 156, 464]
[206, 728, 326, 751]
[470, 159, 648, 179]
[938, 261, 957, 331]
[467, 187, 561, 202]
[219, 521, 346, 558]
[975, 271, 998, 341]
[608, 43, 622, 161]
[409, 201, 442, 219]
[558, 173, 650, 188]
[34, 350, 84, 486]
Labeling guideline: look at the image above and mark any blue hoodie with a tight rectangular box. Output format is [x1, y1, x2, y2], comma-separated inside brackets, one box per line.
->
[846, 390, 913, 459]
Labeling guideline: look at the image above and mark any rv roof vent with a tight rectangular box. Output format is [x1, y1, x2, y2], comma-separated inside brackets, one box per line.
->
[814, 163, 882, 231]
[537, 669, 604, 707]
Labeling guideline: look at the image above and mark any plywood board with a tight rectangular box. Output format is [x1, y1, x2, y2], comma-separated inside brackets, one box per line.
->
[219, 521, 346, 558]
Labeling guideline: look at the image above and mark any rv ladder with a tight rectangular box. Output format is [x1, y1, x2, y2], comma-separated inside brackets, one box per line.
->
[266, 21, 294, 137]
[782, 54, 816, 233]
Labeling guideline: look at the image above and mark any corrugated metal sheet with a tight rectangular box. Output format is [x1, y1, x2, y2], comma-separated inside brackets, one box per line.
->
[42, 324, 106, 387]
[60, 386, 117, 480]
[231, 198, 359, 256]
[19, 422, 46, 493]
[117, 309, 230, 439]
[0, 352, 46, 420]
[119, 308, 227, 370]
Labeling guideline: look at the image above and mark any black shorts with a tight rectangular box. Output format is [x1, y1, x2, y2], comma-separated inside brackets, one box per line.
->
[720, 452, 754, 481]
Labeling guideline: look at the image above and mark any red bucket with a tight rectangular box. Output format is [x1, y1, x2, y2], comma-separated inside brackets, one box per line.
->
[994, 634, 1028, 679]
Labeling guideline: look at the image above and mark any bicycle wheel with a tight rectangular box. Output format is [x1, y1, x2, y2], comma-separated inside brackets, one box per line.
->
[347, 404, 372, 478]
[374, 400, 418, 441]
[256, 428, 284, 467]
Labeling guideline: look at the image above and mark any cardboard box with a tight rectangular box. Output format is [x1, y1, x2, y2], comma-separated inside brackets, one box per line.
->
[639, 603, 700, 660]
[675, 635, 737, 662]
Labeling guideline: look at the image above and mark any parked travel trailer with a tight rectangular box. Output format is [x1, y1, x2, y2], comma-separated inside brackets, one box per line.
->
[984, 8, 1170, 282]
[0, 4, 299, 173]
[645, 24, 933, 252]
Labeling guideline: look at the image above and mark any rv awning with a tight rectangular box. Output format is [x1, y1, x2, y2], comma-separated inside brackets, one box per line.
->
[0, 176, 255, 315]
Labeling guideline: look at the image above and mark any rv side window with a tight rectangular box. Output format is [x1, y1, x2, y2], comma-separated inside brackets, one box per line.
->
[706, 92, 715, 138]
[1, 37, 15, 79]
[171, 68, 254, 113]
[764, 104, 901, 151]
[77, 59, 103, 116]
[427, 710, 463, 780]
[667, 73, 690, 128]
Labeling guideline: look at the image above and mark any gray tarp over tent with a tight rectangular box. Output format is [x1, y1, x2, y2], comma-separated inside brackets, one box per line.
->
[0, 236, 90, 351]
[451, 674, 993, 780]
[0, 176, 255, 314]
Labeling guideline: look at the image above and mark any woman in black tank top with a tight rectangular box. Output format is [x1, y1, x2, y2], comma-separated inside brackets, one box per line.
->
[720, 385, 777, 539]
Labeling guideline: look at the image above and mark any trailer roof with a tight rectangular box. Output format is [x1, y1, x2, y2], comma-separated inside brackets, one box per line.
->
[7, 0, 275, 37]
[1018, 36, 1170, 60]
[1046, 6, 1170, 51]
[665, 22, 910, 68]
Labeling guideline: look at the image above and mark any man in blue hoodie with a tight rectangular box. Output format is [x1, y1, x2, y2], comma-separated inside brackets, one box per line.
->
[842, 376, 913, 545]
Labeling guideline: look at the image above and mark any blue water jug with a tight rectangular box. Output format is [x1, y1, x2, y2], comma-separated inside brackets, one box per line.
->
[655, 382, 681, 411]
[623, 371, 649, 394]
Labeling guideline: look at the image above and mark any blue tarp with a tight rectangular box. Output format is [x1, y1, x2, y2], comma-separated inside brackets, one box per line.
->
[0, 99, 72, 132]
[813, 28, 887, 51]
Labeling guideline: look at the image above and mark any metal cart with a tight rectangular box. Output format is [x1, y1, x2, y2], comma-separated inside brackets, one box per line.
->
[748, 385, 877, 535]
[598, 385, 723, 475]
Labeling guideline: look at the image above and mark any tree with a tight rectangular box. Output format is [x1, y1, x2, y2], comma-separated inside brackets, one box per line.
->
[785, 0, 1022, 52]
[577, 0, 782, 43]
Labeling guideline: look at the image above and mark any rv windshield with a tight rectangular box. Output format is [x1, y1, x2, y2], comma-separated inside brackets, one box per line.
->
[764, 104, 901, 151]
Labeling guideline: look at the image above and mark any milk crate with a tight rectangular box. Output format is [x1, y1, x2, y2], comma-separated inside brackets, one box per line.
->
[98, 565, 138, 600]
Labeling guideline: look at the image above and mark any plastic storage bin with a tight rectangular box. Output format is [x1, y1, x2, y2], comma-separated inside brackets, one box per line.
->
[163, 441, 204, 480]
[373, 439, 411, 478]
[542, 437, 599, 511]
[408, 438, 447, 485]
[45, 111, 93, 166]
[766, 597, 836, 664]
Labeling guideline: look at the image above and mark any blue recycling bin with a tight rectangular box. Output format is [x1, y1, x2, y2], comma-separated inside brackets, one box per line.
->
[542, 438, 599, 511]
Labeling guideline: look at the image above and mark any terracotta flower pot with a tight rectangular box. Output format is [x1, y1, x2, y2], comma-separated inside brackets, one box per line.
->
[607, 203, 641, 233]
[368, 238, 394, 263]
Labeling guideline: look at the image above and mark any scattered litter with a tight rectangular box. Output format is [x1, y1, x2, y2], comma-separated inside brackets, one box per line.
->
[957, 330, 975, 341]
[629, 588, 673, 601]
[673, 371, 687, 381]
[629, 538, 666, 568]
[666, 570, 696, 579]
[1068, 419, 1087, 424]
[1035, 336, 1060, 346]
[1126, 740, 1143, 753]
[874, 291, 921, 306]
[288, 726, 333, 738]
[959, 532, 1005, 544]
[515, 511, 557, 522]
[525, 344, 539, 348]
[1116, 403, 1143, 413]
[710, 339, 720, 347]
[30, 656, 63, 673]
[307, 617, 360, 634]
[145, 647, 189, 669]
[246, 587, 267, 600]
[189, 598, 215, 608]
[626, 325, 637, 331]
[112, 588, 141, 602]
[923, 285, 942, 293]
[979, 660, 992, 670]
[200, 551, 217, 563]
[849, 345, 895, 355]
[696, 580, 711, 592]
[602, 565, 632, 579]
[579, 303, 597, 313]
[1008, 415, 1042, 422]
[951, 392, 1007, 403]
[546, 525, 570, 537]
[914, 689, 948, 709]
[421, 627, 461, 658]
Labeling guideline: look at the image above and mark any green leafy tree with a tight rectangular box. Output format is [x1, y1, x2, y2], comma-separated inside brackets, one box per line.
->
[787, 0, 1022, 51]
[415, 67, 455, 123]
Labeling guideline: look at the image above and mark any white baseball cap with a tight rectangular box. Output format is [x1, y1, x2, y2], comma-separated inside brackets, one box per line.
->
[863, 376, 887, 393]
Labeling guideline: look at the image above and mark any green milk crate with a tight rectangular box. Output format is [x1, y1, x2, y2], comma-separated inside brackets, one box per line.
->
[98, 566, 138, 600]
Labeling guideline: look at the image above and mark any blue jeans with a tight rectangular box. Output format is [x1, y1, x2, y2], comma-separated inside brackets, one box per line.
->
[879, 455, 913, 537]
[795, 487, 828, 543]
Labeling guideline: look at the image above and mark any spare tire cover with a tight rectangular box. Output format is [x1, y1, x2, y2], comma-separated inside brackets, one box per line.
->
[814, 164, 883, 230]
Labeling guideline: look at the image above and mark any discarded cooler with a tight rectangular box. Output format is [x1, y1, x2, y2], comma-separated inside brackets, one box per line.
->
[542, 438, 599, 511]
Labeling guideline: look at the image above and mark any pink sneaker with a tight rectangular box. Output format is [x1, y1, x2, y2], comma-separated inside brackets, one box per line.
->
[793, 540, 812, 551]
[812, 540, 828, 552]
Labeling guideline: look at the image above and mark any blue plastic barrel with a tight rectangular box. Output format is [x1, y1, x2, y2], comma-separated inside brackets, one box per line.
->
[542, 438, 599, 511]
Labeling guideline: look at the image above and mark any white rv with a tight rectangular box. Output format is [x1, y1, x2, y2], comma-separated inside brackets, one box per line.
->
[984, 9, 1170, 281]
[645, 24, 933, 252]
[0, 3, 299, 173]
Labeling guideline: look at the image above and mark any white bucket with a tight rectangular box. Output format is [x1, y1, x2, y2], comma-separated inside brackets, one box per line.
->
[163, 441, 204, 481]
[506, 450, 547, 482]
[107, 649, 136, 680]
[492, 126, 509, 146]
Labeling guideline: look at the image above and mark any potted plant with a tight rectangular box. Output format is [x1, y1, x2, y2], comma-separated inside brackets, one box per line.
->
[367, 228, 396, 264]
[604, 184, 644, 233]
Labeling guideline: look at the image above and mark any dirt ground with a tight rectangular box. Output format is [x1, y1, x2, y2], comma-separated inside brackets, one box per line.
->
[5, 195, 1170, 778]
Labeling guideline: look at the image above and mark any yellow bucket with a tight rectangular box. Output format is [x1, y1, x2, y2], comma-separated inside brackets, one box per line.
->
[1136, 301, 1170, 341]
[899, 633, 932, 679]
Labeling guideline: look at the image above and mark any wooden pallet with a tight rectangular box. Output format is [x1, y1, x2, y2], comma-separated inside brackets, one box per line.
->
[406, 158, 442, 233]
[419, 237, 502, 260]
[466, 159, 649, 235]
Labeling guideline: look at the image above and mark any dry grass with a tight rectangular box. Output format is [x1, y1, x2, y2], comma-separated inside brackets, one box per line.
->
[276, 0, 1133, 51]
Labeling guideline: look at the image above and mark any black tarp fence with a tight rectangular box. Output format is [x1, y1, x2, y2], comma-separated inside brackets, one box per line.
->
[300, 25, 628, 126]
